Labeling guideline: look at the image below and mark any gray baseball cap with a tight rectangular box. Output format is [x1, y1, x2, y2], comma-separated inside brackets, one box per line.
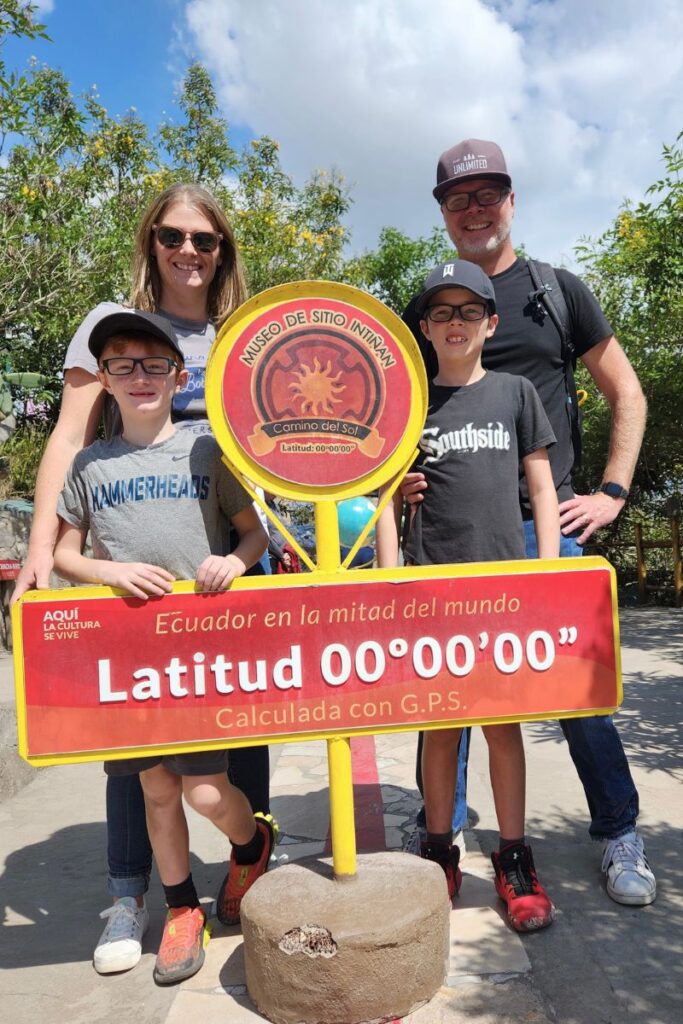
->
[433, 139, 511, 202]
[88, 309, 185, 363]
[416, 260, 496, 316]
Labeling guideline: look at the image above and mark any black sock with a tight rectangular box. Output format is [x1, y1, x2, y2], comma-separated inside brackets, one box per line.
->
[163, 873, 199, 910]
[426, 830, 453, 847]
[499, 836, 525, 851]
[232, 824, 265, 865]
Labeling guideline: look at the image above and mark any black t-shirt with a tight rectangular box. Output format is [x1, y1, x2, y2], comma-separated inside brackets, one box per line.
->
[405, 372, 555, 566]
[404, 257, 612, 512]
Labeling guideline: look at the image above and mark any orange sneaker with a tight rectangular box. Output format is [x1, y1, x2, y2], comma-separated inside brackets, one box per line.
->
[217, 814, 275, 925]
[153, 906, 209, 985]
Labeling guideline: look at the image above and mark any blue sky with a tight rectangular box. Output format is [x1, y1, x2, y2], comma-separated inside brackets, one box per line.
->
[6, 1, 202, 134]
[6, 1, 683, 265]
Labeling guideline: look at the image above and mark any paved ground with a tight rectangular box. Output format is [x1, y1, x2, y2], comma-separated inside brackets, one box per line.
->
[0, 607, 681, 1024]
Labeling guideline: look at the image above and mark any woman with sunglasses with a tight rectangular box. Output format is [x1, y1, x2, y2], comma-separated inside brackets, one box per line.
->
[13, 182, 273, 974]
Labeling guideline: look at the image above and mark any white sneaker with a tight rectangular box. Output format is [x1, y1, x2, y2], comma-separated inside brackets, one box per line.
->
[93, 897, 150, 974]
[404, 825, 466, 861]
[601, 830, 656, 906]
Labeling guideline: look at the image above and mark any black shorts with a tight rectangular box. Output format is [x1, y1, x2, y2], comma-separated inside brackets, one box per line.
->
[104, 748, 230, 777]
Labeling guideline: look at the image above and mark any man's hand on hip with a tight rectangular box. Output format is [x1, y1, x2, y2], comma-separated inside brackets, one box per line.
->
[559, 492, 625, 545]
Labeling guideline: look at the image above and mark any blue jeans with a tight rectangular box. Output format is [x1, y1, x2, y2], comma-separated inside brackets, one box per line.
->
[520, 521, 639, 840]
[106, 773, 151, 898]
[423, 522, 640, 843]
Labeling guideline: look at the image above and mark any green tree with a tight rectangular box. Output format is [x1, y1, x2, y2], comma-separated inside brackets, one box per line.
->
[234, 139, 350, 293]
[158, 62, 237, 187]
[0, 0, 48, 147]
[343, 225, 453, 315]
[0, 45, 355, 462]
[574, 133, 683, 519]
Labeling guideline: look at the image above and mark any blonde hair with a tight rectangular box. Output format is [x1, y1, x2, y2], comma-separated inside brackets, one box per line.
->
[129, 183, 247, 328]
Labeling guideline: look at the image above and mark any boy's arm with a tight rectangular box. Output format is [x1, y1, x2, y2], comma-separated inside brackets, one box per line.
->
[195, 505, 268, 592]
[53, 519, 175, 600]
[523, 449, 560, 559]
[376, 485, 404, 568]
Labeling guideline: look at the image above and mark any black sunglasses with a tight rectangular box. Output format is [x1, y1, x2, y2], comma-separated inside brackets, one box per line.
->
[153, 224, 223, 253]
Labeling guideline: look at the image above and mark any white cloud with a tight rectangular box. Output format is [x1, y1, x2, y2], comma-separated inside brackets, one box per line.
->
[33, 0, 55, 14]
[181, 0, 683, 267]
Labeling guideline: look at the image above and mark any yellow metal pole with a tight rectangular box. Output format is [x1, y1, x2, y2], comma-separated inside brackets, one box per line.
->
[314, 499, 342, 572]
[327, 735, 357, 877]
[315, 499, 356, 876]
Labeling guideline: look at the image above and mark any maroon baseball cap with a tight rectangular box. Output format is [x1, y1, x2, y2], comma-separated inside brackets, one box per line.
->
[433, 139, 511, 202]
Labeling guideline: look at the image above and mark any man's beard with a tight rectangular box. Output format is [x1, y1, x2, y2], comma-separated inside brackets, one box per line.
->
[453, 207, 513, 258]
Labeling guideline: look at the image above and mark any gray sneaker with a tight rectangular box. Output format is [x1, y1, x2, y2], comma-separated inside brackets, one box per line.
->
[93, 897, 149, 974]
[601, 830, 656, 906]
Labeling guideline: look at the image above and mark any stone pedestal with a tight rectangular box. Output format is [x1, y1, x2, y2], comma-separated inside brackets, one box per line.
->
[241, 851, 449, 1024]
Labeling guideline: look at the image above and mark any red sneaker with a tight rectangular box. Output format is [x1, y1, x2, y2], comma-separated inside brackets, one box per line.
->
[153, 906, 209, 985]
[491, 844, 555, 932]
[420, 840, 462, 900]
[217, 814, 275, 926]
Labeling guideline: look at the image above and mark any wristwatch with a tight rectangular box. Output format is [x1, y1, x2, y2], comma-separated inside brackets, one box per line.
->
[599, 481, 629, 500]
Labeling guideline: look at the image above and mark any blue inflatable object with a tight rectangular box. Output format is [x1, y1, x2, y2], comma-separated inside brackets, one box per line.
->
[340, 544, 374, 569]
[337, 497, 376, 549]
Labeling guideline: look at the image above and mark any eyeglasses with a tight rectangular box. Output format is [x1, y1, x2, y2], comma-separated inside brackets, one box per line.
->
[153, 225, 223, 253]
[100, 356, 179, 376]
[424, 302, 488, 323]
[441, 186, 510, 213]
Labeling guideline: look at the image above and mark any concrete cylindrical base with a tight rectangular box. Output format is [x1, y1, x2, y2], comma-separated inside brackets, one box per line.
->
[241, 852, 449, 1024]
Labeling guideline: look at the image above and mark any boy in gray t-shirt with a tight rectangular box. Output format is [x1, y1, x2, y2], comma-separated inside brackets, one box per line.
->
[54, 309, 273, 986]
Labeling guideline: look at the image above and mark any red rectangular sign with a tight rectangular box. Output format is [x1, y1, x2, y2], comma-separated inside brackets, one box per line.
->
[13, 558, 621, 765]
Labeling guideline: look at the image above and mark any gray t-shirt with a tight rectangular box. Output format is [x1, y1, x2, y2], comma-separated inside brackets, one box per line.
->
[64, 301, 215, 427]
[405, 371, 556, 566]
[57, 429, 252, 580]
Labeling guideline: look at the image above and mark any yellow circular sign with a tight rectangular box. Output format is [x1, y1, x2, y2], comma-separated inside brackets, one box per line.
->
[206, 281, 427, 500]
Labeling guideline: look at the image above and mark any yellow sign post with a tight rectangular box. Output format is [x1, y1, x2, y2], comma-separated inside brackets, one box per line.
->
[205, 280, 428, 876]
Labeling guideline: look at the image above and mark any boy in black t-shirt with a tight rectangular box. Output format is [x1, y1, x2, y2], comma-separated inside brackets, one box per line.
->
[377, 260, 559, 932]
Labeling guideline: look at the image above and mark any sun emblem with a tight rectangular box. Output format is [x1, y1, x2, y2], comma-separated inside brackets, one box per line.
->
[288, 358, 346, 415]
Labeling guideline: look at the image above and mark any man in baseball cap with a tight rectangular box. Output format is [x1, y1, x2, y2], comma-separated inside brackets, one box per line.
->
[401, 137, 655, 910]
[433, 138, 511, 202]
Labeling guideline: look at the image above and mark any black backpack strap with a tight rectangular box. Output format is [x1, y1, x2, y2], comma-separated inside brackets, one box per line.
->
[526, 259, 582, 470]
[527, 259, 573, 360]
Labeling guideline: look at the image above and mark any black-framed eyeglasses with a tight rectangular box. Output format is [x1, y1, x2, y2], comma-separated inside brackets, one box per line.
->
[100, 356, 179, 376]
[424, 302, 488, 323]
[441, 186, 510, 213]
[153, 224, 223, 253]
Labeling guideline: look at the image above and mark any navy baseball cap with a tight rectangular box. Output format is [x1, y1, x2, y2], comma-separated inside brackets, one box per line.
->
[433, 139, 511, 202]
[416, 260, 496, 316]
[88, 310, 184, 363]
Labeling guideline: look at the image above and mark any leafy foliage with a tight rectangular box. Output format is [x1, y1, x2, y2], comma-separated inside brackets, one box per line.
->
[574, 133, 683, 520]
[344, 225, 453, 315]
[0, 39, 351, 425]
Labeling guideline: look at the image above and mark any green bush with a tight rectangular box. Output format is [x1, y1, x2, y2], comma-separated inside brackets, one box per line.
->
[0, 423, 50, 499]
